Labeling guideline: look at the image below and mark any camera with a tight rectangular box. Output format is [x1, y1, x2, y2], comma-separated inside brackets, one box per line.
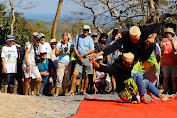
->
[64, 47, 68, 52]
[35, 54, 41, 64]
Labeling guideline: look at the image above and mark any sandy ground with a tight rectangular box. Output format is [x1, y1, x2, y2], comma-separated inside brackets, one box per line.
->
[0, 93, 119, 118]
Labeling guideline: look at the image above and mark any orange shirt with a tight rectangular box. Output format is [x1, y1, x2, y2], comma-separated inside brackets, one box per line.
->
[161, 39, 177, 66]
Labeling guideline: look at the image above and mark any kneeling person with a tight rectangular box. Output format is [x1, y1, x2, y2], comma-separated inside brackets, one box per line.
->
[38, 49, 55, 96]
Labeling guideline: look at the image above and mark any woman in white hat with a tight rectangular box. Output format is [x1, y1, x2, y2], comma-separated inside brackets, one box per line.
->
[161, 27, 177, 94]
[50, 39, 58, 68]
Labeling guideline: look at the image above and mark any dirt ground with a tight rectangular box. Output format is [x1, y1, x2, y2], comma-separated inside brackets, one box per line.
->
[0, 93, 119, 118]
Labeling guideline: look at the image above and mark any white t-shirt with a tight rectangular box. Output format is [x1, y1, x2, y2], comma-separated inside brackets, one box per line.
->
[95, 71, 111, 83]
[153, 43, 161, 58]
[1, 45, 18, 73]
[40, 42, 52, 58]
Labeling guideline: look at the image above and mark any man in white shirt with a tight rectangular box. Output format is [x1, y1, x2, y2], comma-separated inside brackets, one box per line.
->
[39, 33, 52, 59]
[1, 35, 18, 93]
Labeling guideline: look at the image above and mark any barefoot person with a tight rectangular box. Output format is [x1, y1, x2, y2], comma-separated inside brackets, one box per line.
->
[89, 52, 176, 103]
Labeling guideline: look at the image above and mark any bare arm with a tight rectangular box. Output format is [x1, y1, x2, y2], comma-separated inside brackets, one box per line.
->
[2, 57, 7, 74]
[55, 48, 63, 57]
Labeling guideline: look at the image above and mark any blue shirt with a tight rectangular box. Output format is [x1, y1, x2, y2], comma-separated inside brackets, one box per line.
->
[73, 35, 94, 57]
[106, 37, 114, 45]
[38, 59, 55, 82]
[56, 42, 73, 62]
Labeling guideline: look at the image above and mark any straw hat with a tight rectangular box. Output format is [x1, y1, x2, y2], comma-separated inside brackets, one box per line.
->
[163, 27, 175, 36]
[129, 26, 141, 39]
[122, 52, 134, 63]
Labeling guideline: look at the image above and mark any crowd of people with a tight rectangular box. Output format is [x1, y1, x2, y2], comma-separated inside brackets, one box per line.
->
[0, 23, 177, 103]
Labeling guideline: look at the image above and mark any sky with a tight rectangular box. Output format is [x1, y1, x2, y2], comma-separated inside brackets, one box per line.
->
[2, 0, 80, 21]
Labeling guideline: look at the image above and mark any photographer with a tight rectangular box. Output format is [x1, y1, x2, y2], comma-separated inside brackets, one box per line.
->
[22, 32, 42, 96]
[55, 33, 73, 96]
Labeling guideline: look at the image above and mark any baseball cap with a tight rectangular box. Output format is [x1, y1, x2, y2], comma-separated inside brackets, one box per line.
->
[92, 31, 98, 36]
[34, 35, 41, 41]
[40, 47, 47, 54]
[50, 39, 57, 43]
[96, 55, 103, 60]
[39, 33, 45, 38]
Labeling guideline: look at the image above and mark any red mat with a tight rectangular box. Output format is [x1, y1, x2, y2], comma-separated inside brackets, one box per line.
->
[71, 96, 177, 118]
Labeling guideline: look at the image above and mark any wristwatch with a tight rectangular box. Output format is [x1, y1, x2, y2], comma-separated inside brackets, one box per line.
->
[83, 54, 86, 58]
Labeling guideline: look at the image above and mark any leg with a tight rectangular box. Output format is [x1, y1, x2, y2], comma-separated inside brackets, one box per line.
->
[69, 71, 79, 93]
[40, 81, 46, 95]
[132, 72, 152, 104]
[172, 77, 176, 94]
[111, 76, 116, 91]
[162, 66, 170, 94]
[163, 77, 169, 94]
[62, 62, 72, 93]
[23, 78, 31, 95]
[9, 73, 15, 94]
[30, 79, 35, 95]
[80, 79, 84, 92]
[3, 74, 10, 93]
[83, 73, 89, 93]
[36, 77, 42, 95]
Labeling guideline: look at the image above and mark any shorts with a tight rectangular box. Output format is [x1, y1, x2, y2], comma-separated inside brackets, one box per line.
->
[3, 73, 15, 87]
[22, 64, 41, 79]
[74, 57, 93, 74]
[162, 66, 177, 78]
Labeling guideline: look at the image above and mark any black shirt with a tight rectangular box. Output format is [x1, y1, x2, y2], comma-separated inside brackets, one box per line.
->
[103, 23, 161, 62]
[97, 58, 133, 93]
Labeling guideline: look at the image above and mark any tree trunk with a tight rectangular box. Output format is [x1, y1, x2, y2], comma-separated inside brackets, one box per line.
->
[10, 0, 15, 35]
[140, 0, 147, 25]
[52, 0, 63, 39]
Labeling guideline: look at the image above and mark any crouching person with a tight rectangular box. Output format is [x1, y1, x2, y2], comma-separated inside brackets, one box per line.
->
[22, 32, 42, 96]
[38, 48, 55, 96]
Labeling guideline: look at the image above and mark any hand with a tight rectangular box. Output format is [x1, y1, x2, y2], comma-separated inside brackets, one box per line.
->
[65, 51, 70, 55]
[49, 77, 53, 83]
[145, 37, 154, 49]
[89, 53, 99, 63]
[60, 48, 64, 52]
[44, 71, 50, 76]
[3, 67, 7, 74]
[26, 66, 30, 73]
[78, 54, 84, 62]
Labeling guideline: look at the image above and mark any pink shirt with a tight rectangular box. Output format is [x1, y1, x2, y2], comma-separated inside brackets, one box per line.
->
[161, 39, 177, 67]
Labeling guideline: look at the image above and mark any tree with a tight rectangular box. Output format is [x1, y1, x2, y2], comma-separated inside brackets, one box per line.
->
[0, 0, 37, 35]
[52, 0, 63, 39]
[72, 0, 177, 34]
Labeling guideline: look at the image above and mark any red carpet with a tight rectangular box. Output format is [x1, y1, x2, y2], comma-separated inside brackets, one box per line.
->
[71, 96, 177, 118]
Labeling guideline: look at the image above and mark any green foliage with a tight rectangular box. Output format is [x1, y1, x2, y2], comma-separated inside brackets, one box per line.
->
[0, 12, 34, 49]
[33, 20, 52, 42]
[64, 21, 88, 39]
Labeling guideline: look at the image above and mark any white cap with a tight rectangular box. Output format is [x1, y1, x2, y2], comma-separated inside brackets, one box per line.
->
[83, 25, 90, 30]
[32, 32, 39, 36]
[40, 47, 47, 54]
[50, 39, 57, 43]
[96, 55, 103, 60]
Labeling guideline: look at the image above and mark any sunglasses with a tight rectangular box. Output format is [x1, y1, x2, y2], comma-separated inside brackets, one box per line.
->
[84, 29, 89, 32]
[41, 53, 47, 55]
[92, 35, 98, 37]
